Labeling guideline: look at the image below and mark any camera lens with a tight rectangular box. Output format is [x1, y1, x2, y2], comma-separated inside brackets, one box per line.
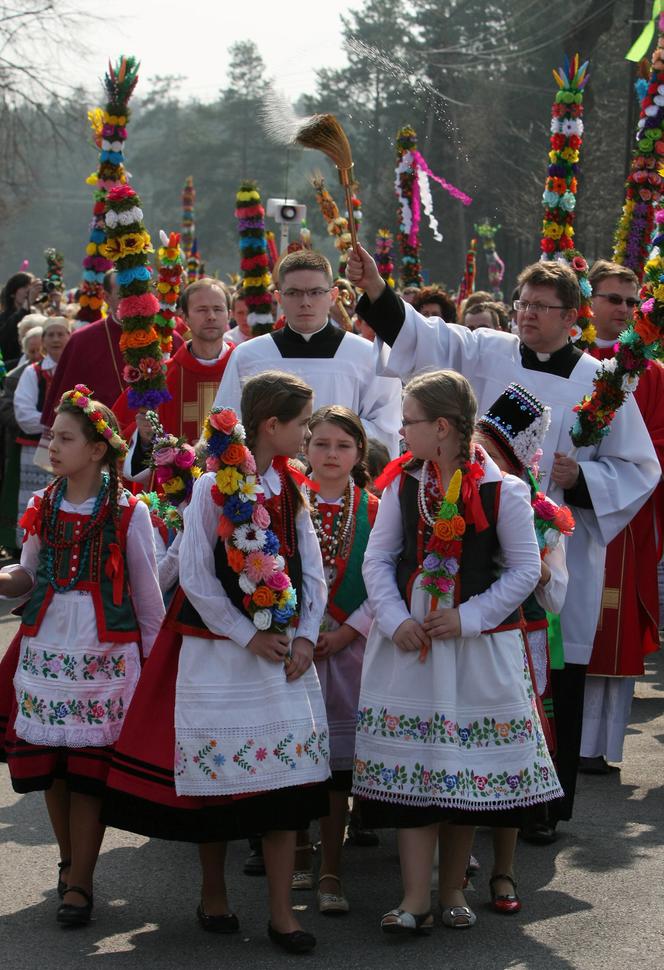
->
[280, 205, 297, 222]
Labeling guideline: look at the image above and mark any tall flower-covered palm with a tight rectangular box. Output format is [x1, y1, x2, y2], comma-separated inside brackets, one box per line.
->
[540, 54, 589, 259]
[154, 231, 185, 356]
[100, 184, 169, 409]
[235, 181, 274, 336]
[395, 126, 423, 288]
[614, 13, 664, 281]
[475, 220, 504, 300]
[181, 176, 195, 259]
[77, 56, 140, 324]
[374, 229, 395, 288]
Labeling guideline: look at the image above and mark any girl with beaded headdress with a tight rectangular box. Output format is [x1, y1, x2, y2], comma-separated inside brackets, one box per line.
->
[0, 385, 164, 927]
[352, 370, 562, 935]
[101, 371, 330, 955]
[294, 405, 380, 915]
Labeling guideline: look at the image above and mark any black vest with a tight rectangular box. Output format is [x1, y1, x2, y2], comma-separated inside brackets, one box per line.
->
[396, 473, 519, 626]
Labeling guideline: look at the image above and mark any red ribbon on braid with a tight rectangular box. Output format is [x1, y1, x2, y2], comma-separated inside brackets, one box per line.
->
[462, 461, 489, 532]
[105, 542, 124, 606]
[373, 451, 413, 491]
[273, 455, 320, 492]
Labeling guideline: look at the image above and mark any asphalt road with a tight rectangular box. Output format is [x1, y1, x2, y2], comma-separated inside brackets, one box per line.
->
[0, 609, 662, 970]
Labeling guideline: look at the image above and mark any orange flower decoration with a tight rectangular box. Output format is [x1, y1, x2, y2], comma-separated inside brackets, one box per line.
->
[227, 546, 245, 573]
[217, 515, 235, 540]
[451, 515, 466, 536]
[119, 327, 159, 351]
[434, 519, 454, 541]
[253, 585, 276, 608]
[221, 444, 247, 466]
[634, 315, 661, 346]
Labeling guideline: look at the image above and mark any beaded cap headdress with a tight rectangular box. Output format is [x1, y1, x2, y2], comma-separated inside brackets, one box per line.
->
[477, 383, 551, 470]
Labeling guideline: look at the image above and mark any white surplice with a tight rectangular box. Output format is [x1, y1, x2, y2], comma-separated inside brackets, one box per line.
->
[375, 304, 660, 664]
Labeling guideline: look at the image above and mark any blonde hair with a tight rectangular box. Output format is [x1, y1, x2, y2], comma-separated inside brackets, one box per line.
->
[404, 370, 477, 465]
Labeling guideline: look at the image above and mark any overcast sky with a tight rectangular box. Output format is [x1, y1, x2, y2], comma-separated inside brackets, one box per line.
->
[73, 0, 355, 101]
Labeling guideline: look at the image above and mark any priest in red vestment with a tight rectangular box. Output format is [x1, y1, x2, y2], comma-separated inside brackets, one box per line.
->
[113, 278, 233, 484]
[581, 260, 664, 772]
[41, 270, 182, 424]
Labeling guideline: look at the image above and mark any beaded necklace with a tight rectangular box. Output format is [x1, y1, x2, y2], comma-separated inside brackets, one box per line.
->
[275, 467, 298, 559]
[307, 476, 355, 566]
[45, 475, 110, 594]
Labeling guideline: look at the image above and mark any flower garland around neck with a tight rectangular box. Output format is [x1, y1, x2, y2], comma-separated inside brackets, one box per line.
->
[203, 406, 298, 633]
[145, 409, 200, 511]
[136, 490, 183, 533]
[419, 465, 465, 603]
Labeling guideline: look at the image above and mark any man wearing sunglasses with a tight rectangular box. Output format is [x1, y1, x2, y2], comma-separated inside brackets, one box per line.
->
[347, 244, 659, 841]
[579, 260, 664, 776]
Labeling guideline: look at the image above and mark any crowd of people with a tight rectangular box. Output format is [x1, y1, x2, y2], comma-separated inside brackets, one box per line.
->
[0, 242, 660, 954]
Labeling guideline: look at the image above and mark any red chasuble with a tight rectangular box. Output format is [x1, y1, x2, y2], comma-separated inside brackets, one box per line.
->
[588, 349, 664, 676]
[113, 341, 232, 444]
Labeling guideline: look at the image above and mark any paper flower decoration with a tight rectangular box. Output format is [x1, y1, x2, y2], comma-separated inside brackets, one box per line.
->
[103, 184, 169, 410]
[554, 248, 596, 350]
[154, 230, 185, 355]
[145, 409, 200, 508]
[475, 220, 504, 300]
[540, 54, 589, 259]
[311, 173, 354, 276]
[181, 176, 195, 259]
[235, 180, 274, 336]
[613, 12, 664, 281]
[77, 55, 140, 324]
[457, 238, 477, 307]
[43, 248, 65, 295]
[571, 212, 664, 447]
[374, 229, 395, 288]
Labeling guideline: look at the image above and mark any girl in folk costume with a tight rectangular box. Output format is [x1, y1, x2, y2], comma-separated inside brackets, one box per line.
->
[13, 317, 71, 544]
[473, 383, 572, 911]
[300, 405, 379, 914]
[0, 386, 164, 926]
[101, 371, 329, 955]
[352, 370, 562, 934]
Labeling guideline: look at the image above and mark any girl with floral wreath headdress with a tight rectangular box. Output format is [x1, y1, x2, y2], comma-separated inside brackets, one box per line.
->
[0, 385, 164, 927]
[352, 369, 562, 935]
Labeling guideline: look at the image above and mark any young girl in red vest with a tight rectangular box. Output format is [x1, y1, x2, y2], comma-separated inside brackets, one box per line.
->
[301, 405, 379, 915]
[0, 385, 164, 926]
[101, 371, 330, 954]
[353, 370, 562, 934]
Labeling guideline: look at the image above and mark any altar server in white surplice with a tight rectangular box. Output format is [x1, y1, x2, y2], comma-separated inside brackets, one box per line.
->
[214, 250, 401, 458]
[346, 245, 659, 839]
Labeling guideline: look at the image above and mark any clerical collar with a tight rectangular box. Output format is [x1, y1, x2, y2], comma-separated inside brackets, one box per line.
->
[271, 320, 345, 359]
[595, 336, 617, 348]
[519, 339, 582, 378]
[286, 320, 329, 342]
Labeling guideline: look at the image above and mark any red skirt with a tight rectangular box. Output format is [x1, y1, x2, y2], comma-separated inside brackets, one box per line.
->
[0, 630, 114, 796]
[101, 602, 329, 843]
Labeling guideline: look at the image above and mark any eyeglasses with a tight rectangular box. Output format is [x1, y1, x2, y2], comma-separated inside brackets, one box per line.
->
[594, 293, 639, 309]
[513, 300, 568, 313]
[280, 288, 332, 300]
[401, 417, 433, 427]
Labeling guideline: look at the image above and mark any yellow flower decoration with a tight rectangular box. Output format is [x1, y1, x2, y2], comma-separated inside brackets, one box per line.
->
[216, 466, 243, 495]
[163, 476, 185, 494]
[446, 468, 462, 505]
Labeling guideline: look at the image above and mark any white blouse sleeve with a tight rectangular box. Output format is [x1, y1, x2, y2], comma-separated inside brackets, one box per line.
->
[179, 472, 258, 646]
[126, 499, 165, 657]
[344, 598, 374, 638]
[13, 365, 43, 435]
[361, 478, 412, 639]
[158, 529, 181, 593]
[535, 539, 568, 615]
[293, 504, 327, 645]
[458, 475, 542, 637]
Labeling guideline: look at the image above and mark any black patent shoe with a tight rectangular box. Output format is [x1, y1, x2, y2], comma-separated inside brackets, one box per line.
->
[520, 821, 558, 845]
[268, 922, 316, 953]
[57, 859, 71, 899]
[243, 847, 266, 876]
[196, 903, 240, 934]
[57, 886, 93, 926]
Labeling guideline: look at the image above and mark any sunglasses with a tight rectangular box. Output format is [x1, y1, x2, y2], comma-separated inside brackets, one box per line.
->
[594, 293, 639, 309]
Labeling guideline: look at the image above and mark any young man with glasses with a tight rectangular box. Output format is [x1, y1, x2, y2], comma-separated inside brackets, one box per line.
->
[214, 251, 401, 457]
[346, 245, 659, 841]
[578, 260, 664, 776]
